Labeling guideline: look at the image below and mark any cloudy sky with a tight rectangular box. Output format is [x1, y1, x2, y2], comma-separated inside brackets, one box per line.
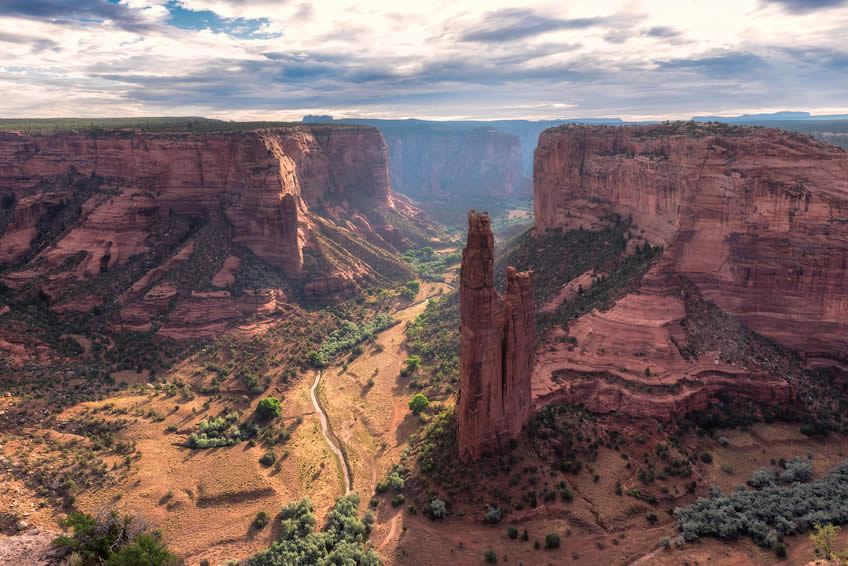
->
[1, 0, 846, 121]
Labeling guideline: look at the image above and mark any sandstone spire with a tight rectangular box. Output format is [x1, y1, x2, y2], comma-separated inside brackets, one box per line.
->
[458, 210, 535, 462]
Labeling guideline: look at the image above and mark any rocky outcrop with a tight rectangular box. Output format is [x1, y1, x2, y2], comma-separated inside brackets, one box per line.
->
[0, 124, 422, 353]
[459, 211, 534, 461]
[534, 124, 848, 368]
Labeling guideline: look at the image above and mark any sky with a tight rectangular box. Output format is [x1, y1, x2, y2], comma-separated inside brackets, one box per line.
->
[0, 0, 846, 121]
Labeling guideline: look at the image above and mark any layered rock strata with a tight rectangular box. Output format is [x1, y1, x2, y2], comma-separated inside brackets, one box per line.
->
[534, 123, 848, 367]
[0, 125, 419, 351]
[459, 211, 535, 461]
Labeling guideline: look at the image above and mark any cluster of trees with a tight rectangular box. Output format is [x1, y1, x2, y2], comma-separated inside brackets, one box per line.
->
[675, 457, 848, 551]
[309, 314, 395, 367]
[402, 247, 461, 282]
[54, 510, 181, 565]
[246, 495, 380, 566]
[187, 412, 255, 449]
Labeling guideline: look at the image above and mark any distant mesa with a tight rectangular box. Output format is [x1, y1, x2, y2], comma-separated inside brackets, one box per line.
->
[458, 209, 534, 462]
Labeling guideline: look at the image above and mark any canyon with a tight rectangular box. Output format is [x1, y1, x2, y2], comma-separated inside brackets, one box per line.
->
[458, 211, 534, 461]
[0, 124, 428, 359]
[530, 122, 848, 418]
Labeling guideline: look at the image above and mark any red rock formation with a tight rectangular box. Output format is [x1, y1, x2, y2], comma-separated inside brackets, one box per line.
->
[0, 125, 421, 355]
[459, 211, 535, 461]
[534, 124, 848, 367]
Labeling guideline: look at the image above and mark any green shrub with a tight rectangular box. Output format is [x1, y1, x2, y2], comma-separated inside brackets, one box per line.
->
[259, 451, 276, 467]
[408, 393, 429, 414]
[485, 506, 502, 524]
[256, 398, 281, 420]
[253, 511, 269, 529]
[391, 494, 405, 507]
[507, 527, 518, 539]
[700, 452, 713, 464]
[545, 533, 560, 549]
[484, 549, 497, 563]
[54, 511, 179, 565]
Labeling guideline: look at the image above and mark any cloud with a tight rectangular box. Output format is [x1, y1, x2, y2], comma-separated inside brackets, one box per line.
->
[0, 0, 159, 32]
[0, 0, 847, 120]
[460, 9, 607, 42]
[763, 0, 847, 13]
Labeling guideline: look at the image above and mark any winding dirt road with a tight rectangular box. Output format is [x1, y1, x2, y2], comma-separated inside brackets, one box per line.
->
[310, 370, 351, 495]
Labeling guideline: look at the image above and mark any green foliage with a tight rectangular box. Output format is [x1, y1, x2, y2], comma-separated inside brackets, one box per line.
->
[187, 412, 252, 449]
[254, 511, 269, 530]
[399, 280, 420, 299]
[810, 523, 839, 559]
[675, 459, 848, 547]
[483, 549, 497, 563]
[246, 495, 380, 566]
[545, 533, 561, 549]
[406, 292, 459, 384]
[416, 407, 457, 483]
[404, 355, 421, 373]
[507, 527, 519, 539]
[402, 247, 461, 282]
[408, 393, 429, 414]
[260, 451, 277, 467]
[312, 314, 395, 367]
[485, 506, 502, 524]
[256, 398, 282, 420]
[429, 498, 447, 519]
[54, 510, 180, 566]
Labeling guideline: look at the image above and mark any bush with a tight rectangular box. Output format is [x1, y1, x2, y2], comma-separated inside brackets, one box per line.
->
[647, 512, 658, 524]
[256, 398, 281, 420]
[253, 511, 269, 529]
[245, 494, 379, 566]
[391, 494, 405, 507]
[718, 436, 730, 446]
[429, 498, 447, 519]
[700, 452, 713, 464]
[507, 527, 518, 539]
[388, 472, 404, 491]
[408, 393, 429, 414]
[675, 459, 848, 548]
[747, 467, 777, 489]
[782, 456, 813, 483]
[54, 510, 180, 565]
[484, 549, 497, 563]
[405, 355, 421, 374]
[485, 506, 502, 524]
[545, 533, 561, 549]
[259, 451, 276, 467]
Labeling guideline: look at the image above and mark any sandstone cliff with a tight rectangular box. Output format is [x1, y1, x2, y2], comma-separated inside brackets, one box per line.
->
[459, 211, 534, 461]
[534, 123, 848, 366]
[0, 124, 425, 354]
[529, 122, 848, 419]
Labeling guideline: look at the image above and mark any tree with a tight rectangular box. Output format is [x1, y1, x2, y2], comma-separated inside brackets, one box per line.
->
[810, 523, 840, 559]
[408, 393, 429, 414]
[545, 533, 561, 549]
[256, 397, 281, 420]
[405, 355, 421, 373]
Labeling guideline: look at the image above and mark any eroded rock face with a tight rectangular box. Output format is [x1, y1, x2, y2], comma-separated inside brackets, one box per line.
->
[534, 124, 848, 367]
[0, 125, 415, 349]
[459, 211, 534, 461]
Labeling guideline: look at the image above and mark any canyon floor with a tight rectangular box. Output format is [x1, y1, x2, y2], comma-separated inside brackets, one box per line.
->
[1, 262, 847, 565]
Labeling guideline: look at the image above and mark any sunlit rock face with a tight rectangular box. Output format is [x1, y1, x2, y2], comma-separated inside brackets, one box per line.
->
[534, 124, 848, 367]
[0, 125, 414, 344]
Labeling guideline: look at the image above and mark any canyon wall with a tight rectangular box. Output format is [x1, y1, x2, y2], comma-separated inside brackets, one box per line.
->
[534, 124, 848, 366]
[0, 125, 420, 346]
[459, 211, 534, 461]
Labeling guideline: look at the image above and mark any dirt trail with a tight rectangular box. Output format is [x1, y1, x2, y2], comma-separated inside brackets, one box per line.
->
[310, 370, 351, 495]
